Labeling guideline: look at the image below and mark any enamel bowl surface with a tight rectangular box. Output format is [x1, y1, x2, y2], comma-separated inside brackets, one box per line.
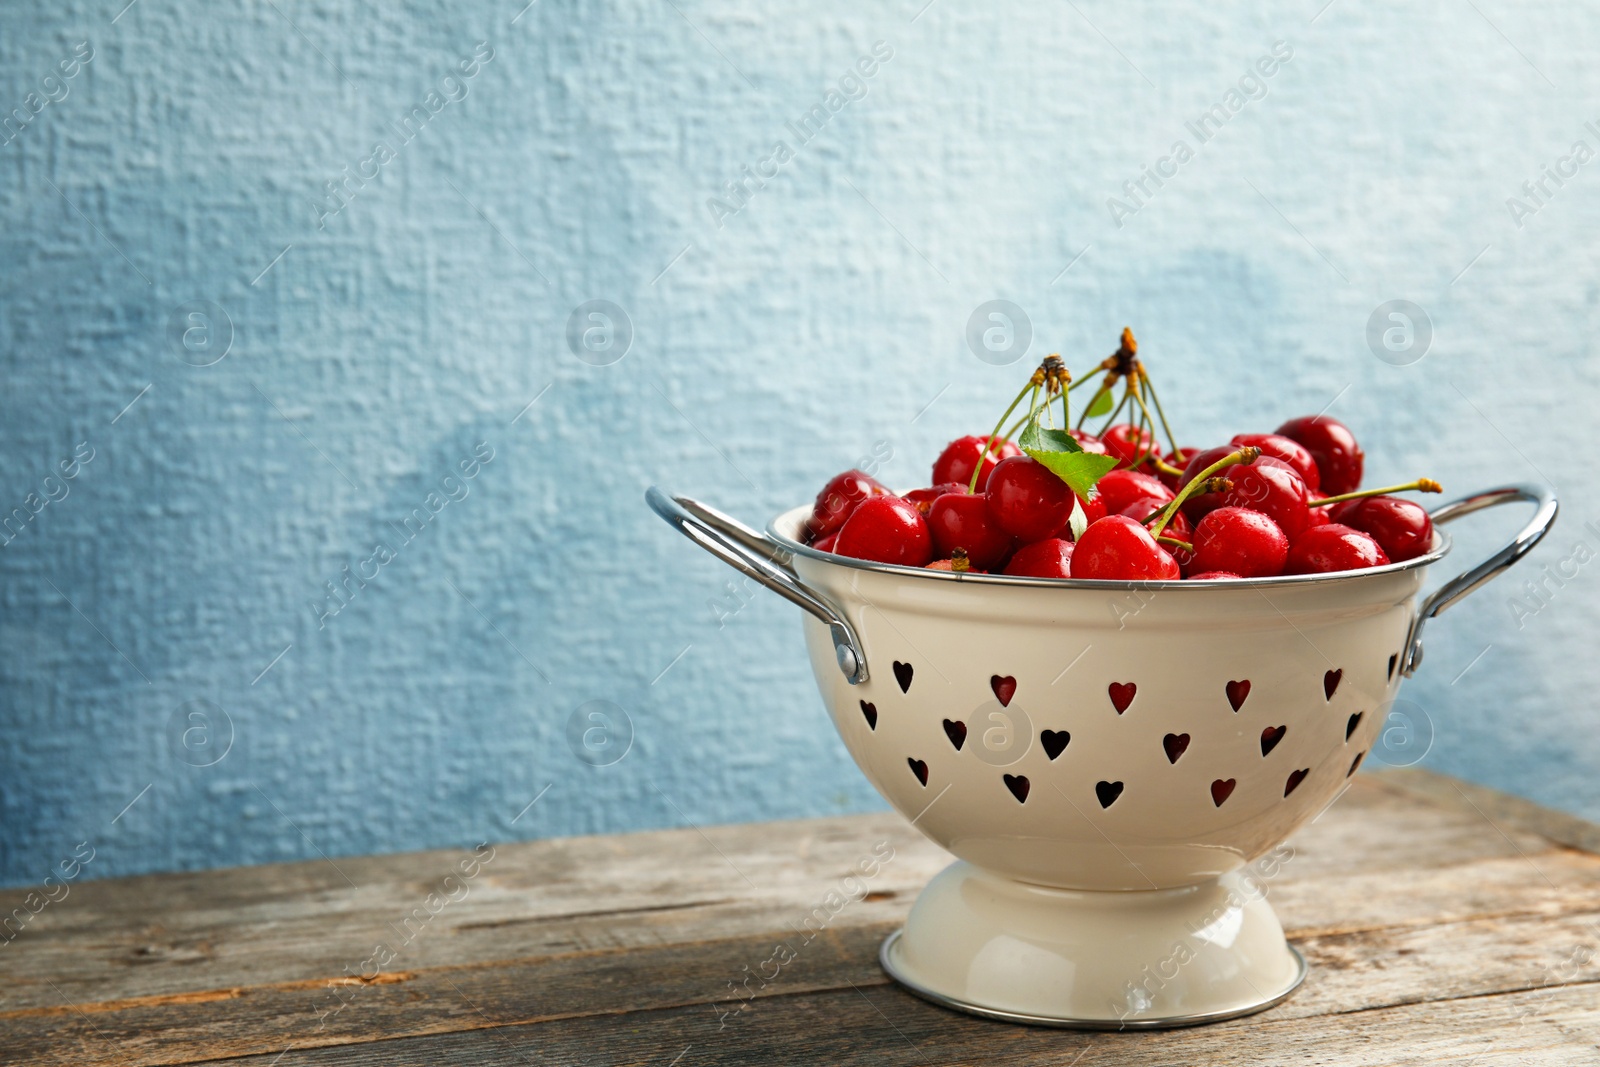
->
[772, 503, 1443, 892]
[652, 484, 1551, 1026]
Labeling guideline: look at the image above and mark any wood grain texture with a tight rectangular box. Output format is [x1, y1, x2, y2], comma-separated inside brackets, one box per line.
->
[2, 769, 1597, 1066]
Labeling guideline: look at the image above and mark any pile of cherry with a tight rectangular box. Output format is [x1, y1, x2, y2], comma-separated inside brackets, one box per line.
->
[802, 351, 1440, 582]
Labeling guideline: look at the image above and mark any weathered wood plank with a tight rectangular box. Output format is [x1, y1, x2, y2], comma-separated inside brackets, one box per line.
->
[1374, 766, 1600, 856]
[174, 981, 1600, 1067]
[1269, 849, 1600, 937]
[0, 776, 1566, 1013]
[7, 900, 1600, 1065]
[0, 817, 945, 1012]
[4, 772, 1598, 1067]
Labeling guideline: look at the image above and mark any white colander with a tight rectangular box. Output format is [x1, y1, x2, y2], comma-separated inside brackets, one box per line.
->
[648, 484, 1556, 1028]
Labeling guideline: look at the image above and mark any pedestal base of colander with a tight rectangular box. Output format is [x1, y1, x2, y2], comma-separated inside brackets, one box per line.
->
[879, 860, 1307, 1029]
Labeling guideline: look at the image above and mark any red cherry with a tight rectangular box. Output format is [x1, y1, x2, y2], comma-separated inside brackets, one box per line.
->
[927, 491, 1015, 570]
[1275, 416, 1364, 496]
[1102, 423, 1157, 469]
[1003, 538, 1075, 578]
[1222, 461, 1312, 540]
[1096, 469, 1173, 516]
[1186, 570, 1243, 580]
[1286, 523, 1390, 574]
[813, 532, 838, 553]
[1177, 445, 1237, 520]
[807, 469, 891, 540]
[1328, 496, 1433, 562]
[1117, 497, 1193, 568]
[1116, 496, 1188, 533]
[1159, 447, 1199, 490]
[1305, 492, 1332, 528]
[1070, 515, 1181, 580]
[904, 482, 967, 515]
[985, 455, 1074, 542]
[932, 435, 1020, 491]
[1189, 507, 1290, 578]
[1069, 429, 1110, 455]
[1230, 433, 1321, 492]
[834, 496, 934, 567]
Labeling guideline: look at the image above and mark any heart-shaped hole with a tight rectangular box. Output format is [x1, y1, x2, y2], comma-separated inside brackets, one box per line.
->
[942, 719, 967, 751]
[1348, 751, 1365, 777]
[1387, 653, 1398, 681]
[907, 758, 928, 786]
[1211, 778, 1237, 806]
[1108, 682, 1136, 714]
[1324, 668, 1343, 700]
[859, 701, 877, 730]
[1041, 729, 1070, 760]
[1285, 768, 1309, 796]
[894, 661, 914, 693]
[1260, 725, 1286, 757]
[1095, 780, 1124, 808]
[1346, 711, 1363, 741]
[1162, 733, 1190, 764]
[991, 674, 1017, 707]
[1003, 774, 1030, 803]
[1226, 679, 1251, 712]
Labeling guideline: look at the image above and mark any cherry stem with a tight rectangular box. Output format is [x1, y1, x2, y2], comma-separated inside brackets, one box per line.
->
[1156, 535, 1193, 552]
[1139, 399, 1152, 467]
[1309, 479, 1443, 507]
[999, 408, 1032, 445]
[1149, 448, 1260, 538]
[951, 548, 970, 573]
[970, 381, 1038, 494]
[1096, 380, 1132, 437]
[1139, 478, 1230, 525]
[1142, 374, 1186, 465]
[1074, 376, 1116, 429]
[1132, 388, 1158, 468]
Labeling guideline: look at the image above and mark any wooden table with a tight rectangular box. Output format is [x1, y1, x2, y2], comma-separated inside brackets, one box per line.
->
[4, 768, 1599, 1065]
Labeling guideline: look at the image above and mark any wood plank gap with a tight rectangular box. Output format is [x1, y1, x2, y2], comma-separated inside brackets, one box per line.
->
[454, 896, 740, 930]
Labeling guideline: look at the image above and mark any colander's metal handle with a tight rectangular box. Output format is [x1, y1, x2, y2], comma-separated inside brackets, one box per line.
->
[645, 487, 870, 685]
[1401, 483, 1558, 676]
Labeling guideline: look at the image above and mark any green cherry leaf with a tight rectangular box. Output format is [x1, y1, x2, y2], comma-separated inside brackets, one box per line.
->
[1084, 385, 1113, 419]
[1016, 424, 1081, 454]
[1031, 449, 1119, 500]
[1067, 496, 1089, 540]
[1018, 422, 1119, 499]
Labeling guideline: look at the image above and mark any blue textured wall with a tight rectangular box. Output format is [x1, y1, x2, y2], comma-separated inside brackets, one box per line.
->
[2, 0, 1598, 886]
